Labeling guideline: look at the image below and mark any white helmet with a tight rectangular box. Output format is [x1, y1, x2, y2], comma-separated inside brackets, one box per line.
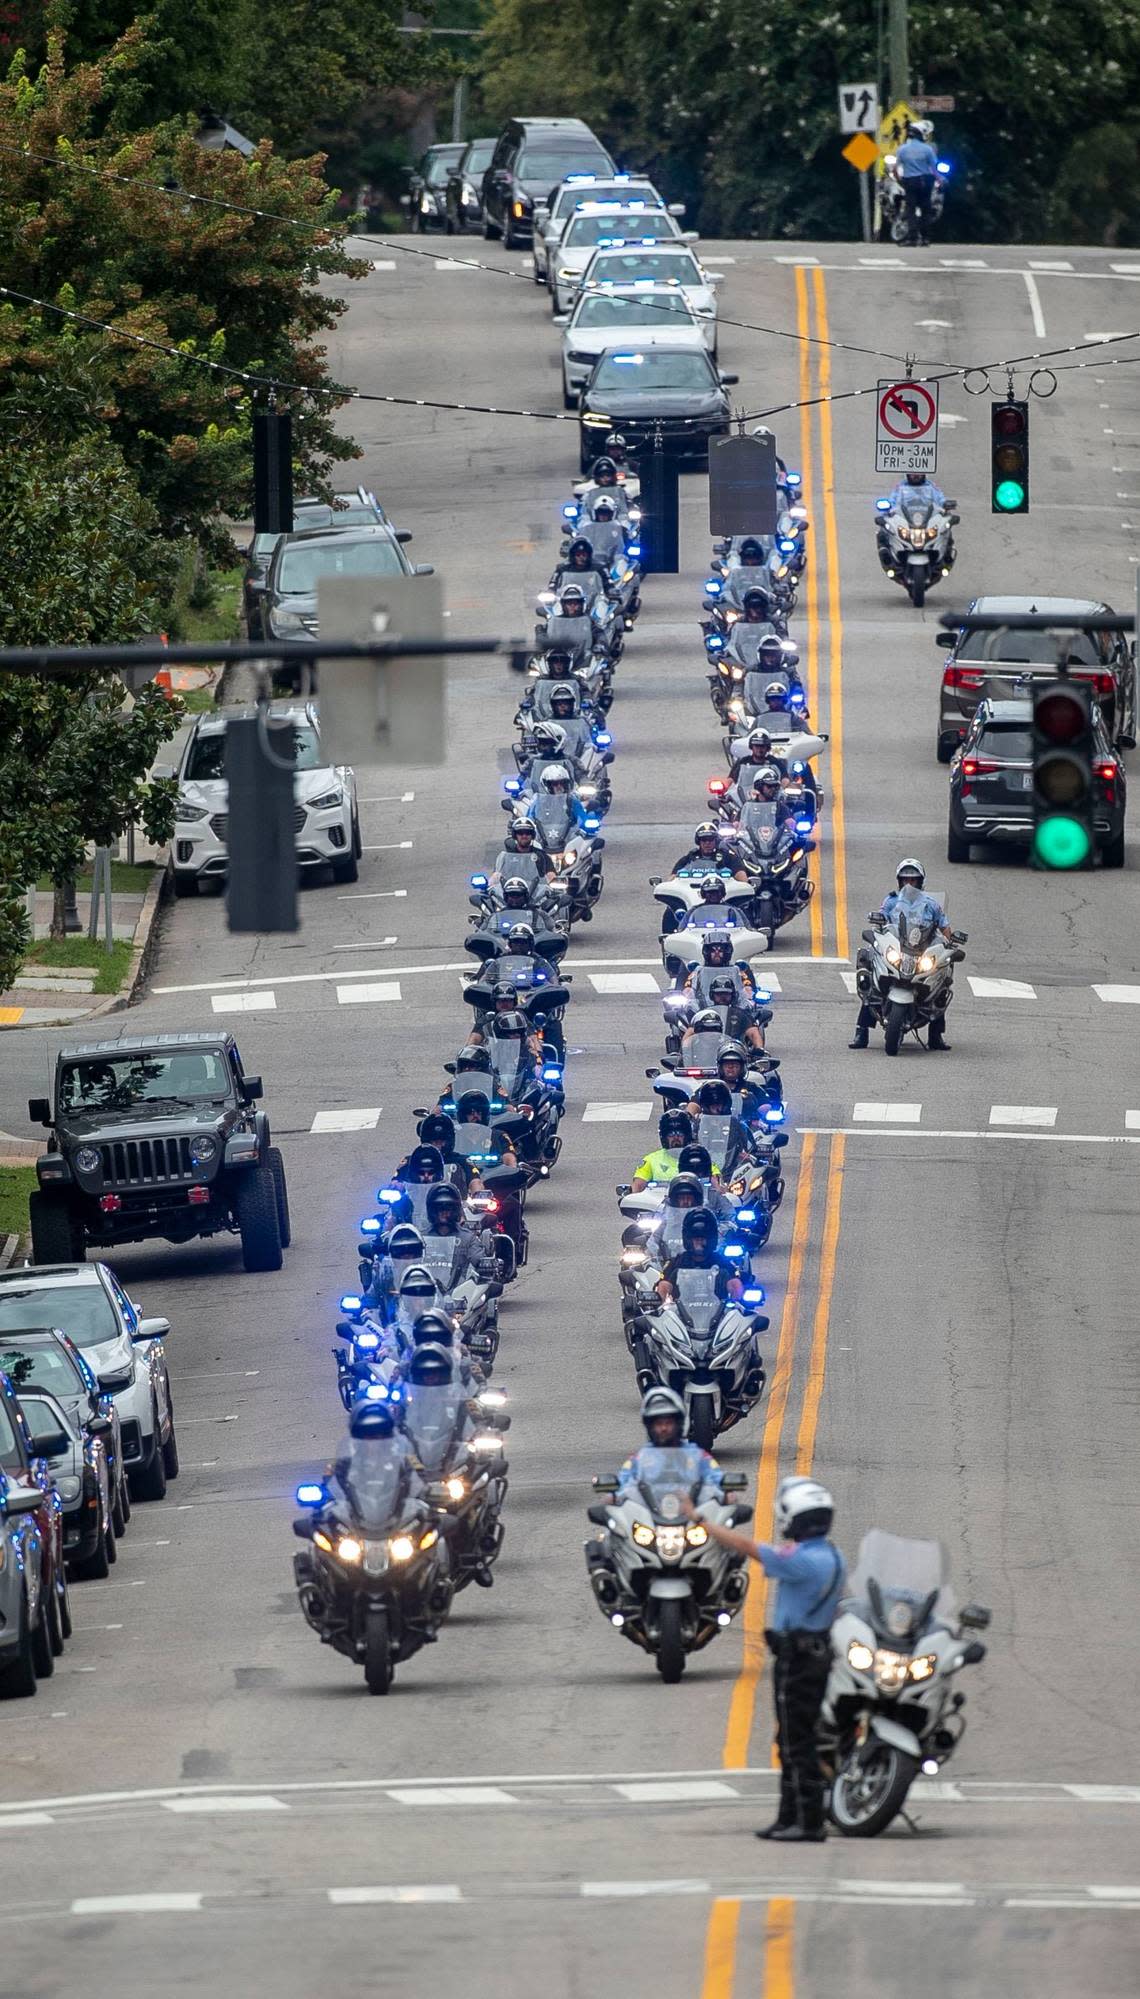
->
[539, 762, 572, 793]
[640, 1386, 686, 1436]
[774, 1474, 834, 1540]
[895, 857, 925, 887]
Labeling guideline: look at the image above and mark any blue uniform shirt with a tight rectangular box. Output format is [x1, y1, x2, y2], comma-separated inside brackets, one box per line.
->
[756, 1536, 846, 1631]
[880, 888, 948, 930]
[895, 138, 938, 179]
[888, 479, 946, 512]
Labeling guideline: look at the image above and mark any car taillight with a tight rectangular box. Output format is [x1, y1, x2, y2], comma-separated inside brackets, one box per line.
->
[944, 666, 985, 692]
[960, 757, 1001, 779]
[1095, 758, 1117, 801]
[1084, 672, 1115, 699]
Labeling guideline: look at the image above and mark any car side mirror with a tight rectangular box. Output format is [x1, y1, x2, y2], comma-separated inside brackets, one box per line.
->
[29, 1426, 70, 1458]
[88, 1414, 114, 1439]
[242, 1075, 263, 1101]
[722, 1472, 747, 1493]
[151, 764, 176, 783]
[136, 1315, 170, 1342]
[28, 1097, 51, 1125]
[935, 631, 956, 649]
[682, 230, 700, 243]
[592, 1474, 619, 1493]
[719, 371, 739, 386]
[2, 1484, 43, 1516]
[959, 1602, 992, 1630]
[552, 314, 569, 327]
[395, 529, 413, 543]
[413, 563, 435, 576]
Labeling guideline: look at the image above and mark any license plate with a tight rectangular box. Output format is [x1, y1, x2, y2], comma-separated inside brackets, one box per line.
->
[1014, 771, 1032, 790]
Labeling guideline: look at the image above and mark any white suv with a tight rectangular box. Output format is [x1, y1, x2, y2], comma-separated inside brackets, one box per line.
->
[170, 701, 361, 894]
[0, 1262, 177, 1502]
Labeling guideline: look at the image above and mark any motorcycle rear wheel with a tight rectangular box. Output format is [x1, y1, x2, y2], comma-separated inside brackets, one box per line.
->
[883, 1000, 910, 1057]
[655, 1598, 687, 1683]
[363, 1607, 393, 1695]
[830, 1744, 916, 1836]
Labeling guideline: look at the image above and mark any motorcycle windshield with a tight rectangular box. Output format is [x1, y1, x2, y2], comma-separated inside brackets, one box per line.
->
[532, 795, 574, 845]
[338, 1437, 406, 1530]
[489, 1038, 529, 1095]
[582, 523, 624, 563]
[493, 953, 548, 992]
[554, 569, 604, 605]
[902, 504, 933, 528]
[495, 850, 542, 886]
[401, 1382, 468, 1477]
[848, 1530, 955, 1642]
[740, 800, 782, 846]
[674, 1263, 721, 1333]
[452, 1122, 496, 1159]
[697, 1114, 734, 1171]
[742, 669, 792, 710]
[894, 912, 937, 950]
[545, 614, 593, 657]
[636, 1445, 706, 1514]
[418, 1236, 463, 1289]
[680, 1030, 724, 1072]
[728, 625, 780, 665]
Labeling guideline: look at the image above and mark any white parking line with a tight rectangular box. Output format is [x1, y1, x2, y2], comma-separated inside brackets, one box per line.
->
[941, 258, 988, 269]
[370, 260, 397, 271]
[359, 791, 415, 803]
[582, 1102, 653, 1122]
[329, 1885, 463, 1905]
[613, 1781, 739, 1802]
[72, 1893, 204, 1914]
[385, 1785, 516, 1805]
[336, 982, 402, 1005]
[989, 1105, 1058, 1127]
[210, 991, 276, 1014]
[309, 1109, 381, 1133]
[852, 1103, 922, 1124]
[1127, 1113, 1140, 1131]
[582, 1879, 711, 1898]
[362, 841, 414, 852]
[802, 1127, 1140, 1147]
[1093, 983, 1140, 1003]
[588, 972, 661, 995]
[0, 1811, 53, 1826]
[967, 976, 1037, 999]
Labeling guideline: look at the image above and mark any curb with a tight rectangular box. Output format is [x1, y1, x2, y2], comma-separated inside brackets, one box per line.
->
[1, 851, 169, 1033]
[0, 1233, 23, 1271]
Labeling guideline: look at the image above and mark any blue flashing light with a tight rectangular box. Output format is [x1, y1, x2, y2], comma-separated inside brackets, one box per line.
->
[778, 538, 797, 554]
[627, 542, 642, 557]
[542, 1065, 563, 1083]
[723, 1243, 746, 1259]
[359, 1216, 382, 1235]
[504, 777, 522, 794]
[754, 988, 772, 1003]
[610, 353, 645, 366]
[705, 578, 722, 595]
[296, 1483, 325, 1506]
[936, 160, 951, 174]
[764, 1105, 784, 1123]
[364, 1382, 388, 1401]
[795, 817, 813, 834]
[562, 503, 579, 519]
[354, 1329, 381, 1352]
[595, 729, 612, 746]
[742, 1287, 765, 1306]
[785, 471, 801, 486]
[583, 814, 600, 831]
[789, 689, 806, 708]
[339, 1293, 363, 1314]
[875, 497, 891, 512]
[470, 872, 488, 889]
[706, 635, 724, 652]
[790, 761, 805, 774]
[377, 1188, 402, 1205]
[490, 1098, 505, 1111]
[736, 1208, 758, 1224]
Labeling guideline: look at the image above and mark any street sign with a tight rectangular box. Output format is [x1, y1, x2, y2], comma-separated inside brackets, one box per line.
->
[876, 377, 939, 473]
[910, 94, 955, 113]
[875, 97, 914, 175]
[842, 132, 879, 173]
[838, 82, 879, 135]
[708, 429, 778, 536]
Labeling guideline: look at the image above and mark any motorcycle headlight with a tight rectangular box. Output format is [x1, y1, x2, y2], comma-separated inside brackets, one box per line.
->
[685, 1521, 708, 1546]
[389, 1534, 416, 1563]
[336, 1536, 363, 1565]
[916, 951, 937, 974]
[308, 787, 344, 811]
[445, 1475, 467, 1502]
[883, 940, 902, 967]
[847, 1640, 874, 1671]
[926, 525, 939, 542]
[631, 1521, 656, 1547]
[897, 526, 912, 544]
[175, 800, 209, 823]
[909, 1653, 937, 1682]
[621, 1249, 648, 1267]
[74, 1145, 101, 1174]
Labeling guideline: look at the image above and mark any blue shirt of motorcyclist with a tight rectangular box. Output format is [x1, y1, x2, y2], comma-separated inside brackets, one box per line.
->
[895, 137, 938, 179]
[888, 478, 946, 510]
[756, 1535, 846, 1632]
[880, 887, 948, 930]
[525, 788, 587, 831]
[616, 1441, 723, 1505]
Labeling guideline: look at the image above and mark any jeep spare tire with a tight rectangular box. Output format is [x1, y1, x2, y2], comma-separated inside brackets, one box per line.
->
[235, 1164, 283, 1272]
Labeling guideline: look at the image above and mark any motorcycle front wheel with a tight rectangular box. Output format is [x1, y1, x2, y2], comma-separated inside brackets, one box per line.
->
[688, 1398, 717, 1453]
[883, 1000, 910, 1057]
[363, 1606, 393, 1695]
[830, 1744, 917, 1836]
[655, 1598, 687, 1683]
[908, 573, 927, 608]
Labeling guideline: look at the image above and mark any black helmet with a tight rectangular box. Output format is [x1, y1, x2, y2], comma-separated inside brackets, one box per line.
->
[592, 456, 618, 485]
[659, 1108, 694, 1147]
[567, 537, 594, 566]
[702, 927, 734, 966]
[426, 1183, 462, 1231]
[454, 1089, 490, 1124]
[502, 876, 531, 908]
[388, 1224, 425, 1260]
[494, 981, 520, 1010]
[905, 469, 927, 486]
[407, 1341, 455, 1386]
[404, 1143, 444, 1183]
[694, 821, 719, 852]
[717, 1038, 748, 1080]
[742, 588, 769, 619]
[509, 817, 535, 842]
[739, 538, 764, 562]
[416, 1112, 455, 1153]
[700, 874, 726, 903]
[682, 1208, 718, 1254]
[349, 1400, 397, 1439]
[665, 1172, 704, 1210]
[506, 922, 535, 954]
[603, 432, 628, 461]
[411, 1309, 455, 1347]
[709, 975, 737, 1007]
[491, 1008, 527, 1037]
[560, 582, 586, 610]
[748, 728, 773, 756]
[398, 1264, 439, 1300]
[545, 647, 573, 670]
[455, 1045, 493, 1073]
[696, 1079, 733, 1115]
[677, 1143, 714, 1180]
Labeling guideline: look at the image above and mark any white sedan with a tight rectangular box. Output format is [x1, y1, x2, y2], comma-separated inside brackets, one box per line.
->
[532, 175, 668, 286]
[561, 283, 709, 406]
[550, 204, 692, 319]
[577, 243, 721, 353]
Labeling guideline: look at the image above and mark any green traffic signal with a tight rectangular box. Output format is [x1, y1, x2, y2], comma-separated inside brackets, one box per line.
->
[995, 479, 1026, 511]
[1033, 816, 1092, 870]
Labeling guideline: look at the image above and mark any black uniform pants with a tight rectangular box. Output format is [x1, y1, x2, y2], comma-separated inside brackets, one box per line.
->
[770, 1632, 830, 1830]
[903, 174, 935, 241]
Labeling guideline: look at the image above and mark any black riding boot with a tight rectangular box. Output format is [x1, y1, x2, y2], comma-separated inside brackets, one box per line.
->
[849, 1003, 874, 1050]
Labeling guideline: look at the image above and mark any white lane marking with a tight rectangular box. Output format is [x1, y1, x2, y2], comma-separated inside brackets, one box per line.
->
[939, 412, 968, 425]
[835, 1880, 968, 1897]
[330, 938, 399, 951]
[1093, 983, 1140, 1003]
[72, 1893, 204, 1913]
[1126, 1112, 1140, 1131]
[1086, 331, 1135, 343]
[309, 1109, 381, 1133]
[434, 259, 480, 271]
[162, 1795, 287, 1814]
[359, 791, 415, 803]
[840, 970, 859, 994]
[1067, 1785, 1140, 1802]
[740, 1890, 976, 1907]
[1023, 271, 1046, 338]
[613, 1781, 739, 1802]
[1088, 1885, 1140, 1899]
[210, 990, 275, 1013]
[1003, 1897, 1140, 1910]
[329, 1885, 463, 1905]
[862, 257, 906, 267]
[915, 314, 952, 323]
[370, 260, 397, 271]
[774, 254, 819, 265]
[153, 953, 849, 996]
[707, 256, 736, 264]
[1029, 259, 1073, 271]
[336, 982, 402, 1006]
[362, 841, 414, 851]
[801, 1127, 1140, 1146]
[385, 1786, 516, 1805]
[336, 888, 407, 900]
[852, 1102, 922, 1124]
[941, 258, 988, 268]
[1110, 263, 1140, 273]
[588, 972, 661, 995]
[0, 1811, 53, 1826]
[582, 1102, 653, 1122]
[911, 1781, 964, 1801]
[967, 975, 1037, 999]
[989, 1105, 1058, 1127]
[580, 1879, 704, 1895]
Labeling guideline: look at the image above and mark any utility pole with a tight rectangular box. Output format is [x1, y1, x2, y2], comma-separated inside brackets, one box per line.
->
[888, 0, 910, 104]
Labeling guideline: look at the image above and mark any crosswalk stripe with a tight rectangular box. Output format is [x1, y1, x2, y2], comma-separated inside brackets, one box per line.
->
[588, 972, 661, 995]
[852, 1102, 921, 1124]
[71, 1893, 204, 1913]
[1093, 984, 1140, 1003]
[335, 981, 402, 1005]
[967, 976, 1037, 999]
[329, 1885, 463, 1904]
[211, 991, 276, 1013]
[582, 1102, 653, 1122]
[309, 1109, 381, 1134]
[988, 1105, 1057, 1127]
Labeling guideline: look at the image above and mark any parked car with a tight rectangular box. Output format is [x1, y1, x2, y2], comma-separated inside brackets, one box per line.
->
[0, 1370, 69, 1693]
[0, 1328, 125, 1549]
[17, 1388, 114, 1581]
[168, 701, 361, 893]
[405, 143, 466, 232]
[0, 1262, 177, 1503]
[532, 174, 670, 285]
[260, 522, 430, 662]
[578, 341, 737, 472]
[28, 1032, 290, 1275]
[935, 595, 1137, 762]
[482, 118, 614, 247]
[445, 138, 497, 233]
[948, 695, 1126, 867]
[242, 494, 394, 639]
[562, 281, 707, 406]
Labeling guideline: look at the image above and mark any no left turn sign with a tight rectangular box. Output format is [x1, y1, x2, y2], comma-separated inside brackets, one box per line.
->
[876, 377, 939, 472]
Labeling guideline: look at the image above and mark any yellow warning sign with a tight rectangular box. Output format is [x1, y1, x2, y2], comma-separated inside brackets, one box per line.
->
[876, 98, 914, 175]
[842, 132, 879, 173]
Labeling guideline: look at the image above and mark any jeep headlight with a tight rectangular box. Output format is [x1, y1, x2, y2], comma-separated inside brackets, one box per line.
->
[74, 1146, 101, 1174]
[270, 609, 307, 634]
[56, 1475, 82, 1502]
[189, 1136, 218, 1168]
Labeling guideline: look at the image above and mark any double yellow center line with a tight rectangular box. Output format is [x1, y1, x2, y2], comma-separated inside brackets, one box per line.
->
[699, 266, 849, 1999]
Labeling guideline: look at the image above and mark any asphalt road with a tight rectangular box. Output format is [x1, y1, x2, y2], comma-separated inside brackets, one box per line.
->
[2, 235, 1139, 1998]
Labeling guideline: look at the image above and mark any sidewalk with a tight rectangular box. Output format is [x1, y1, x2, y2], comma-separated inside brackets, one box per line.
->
[0, 850, 168, 1031]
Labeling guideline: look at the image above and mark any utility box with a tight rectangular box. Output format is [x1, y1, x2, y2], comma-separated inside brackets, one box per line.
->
[709, 429, 778, 536]
[316, 575, 446, 768]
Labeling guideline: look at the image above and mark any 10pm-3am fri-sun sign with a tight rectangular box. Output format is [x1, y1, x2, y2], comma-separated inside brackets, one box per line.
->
[876, 376, 939, 473]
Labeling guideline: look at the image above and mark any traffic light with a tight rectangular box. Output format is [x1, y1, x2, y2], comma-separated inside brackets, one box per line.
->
[990, 399, 1029, 514]
[1032, 678, 1093, 869]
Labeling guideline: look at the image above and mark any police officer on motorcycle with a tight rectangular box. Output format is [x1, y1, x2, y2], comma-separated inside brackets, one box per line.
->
[655, 1207, 745, 1303]
[616, 1387, 725, 1499]
[671, 822, 747, 880]
[850, 858, 956, 1050]
[632, 1109, 695, 1190]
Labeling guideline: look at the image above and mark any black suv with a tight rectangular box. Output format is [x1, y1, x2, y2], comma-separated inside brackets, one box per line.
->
[28, 1033, 291, 1274]
[482, 118, 613, 247]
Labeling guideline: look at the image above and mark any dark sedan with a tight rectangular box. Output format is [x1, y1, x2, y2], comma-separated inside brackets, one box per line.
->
[948, 696, 1126, 867]
[405, 143, 466, 233]
[445, 138, 496, 233]
[577, 343, 737, 471]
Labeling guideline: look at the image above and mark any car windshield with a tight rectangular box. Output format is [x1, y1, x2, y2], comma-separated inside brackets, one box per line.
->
[590, 250, 700, 286]
[0, 1342, 83, 1401]
[59, 1049, 233, 1114]
[0, 1284, 117, 1347]
[0, 1402, 22, 1471]
[593, 350, 715, 392]
[977, 726, 1033, 761]
[276, 538, 405, 593]
[574, 291, 693, 329]
[424, 151, 462, 185]
[184, 721, 321, 782]
[463, 141, 494, 174]
[958, 628, 1100, 665]
[292, 503, 379, 530]
[517, 148, 611, 180]
[250, 532, 280, 561]
[565, 211, 673, 249]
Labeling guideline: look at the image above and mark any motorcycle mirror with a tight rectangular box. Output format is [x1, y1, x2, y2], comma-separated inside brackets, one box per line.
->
[959, 1640, 986, 1665]
[292, 1517, 315, 1540]
[948, 513, 961, 526]
[334, 1321, 356, 1341]
[805, 838, 817, 852]
[586, 1502, 612, 1526]
[721, 1472, 747, 1493]
[728, 1503, 755, 1528]
[500, 797, 514, 810]
[356, 1242, 374, 1259]
[443, 1061, 457, 1075]
[593, 836, 605, 850]
[615, 1183, 632, 1196]
[861, 927, 876, 944]
[772, 1131, 789, 1149]
[649, 876, 661, 886]
[959, 1602, 992, 1629]
[592, 1474, 619, 1493]
[950, 948, 966, 963]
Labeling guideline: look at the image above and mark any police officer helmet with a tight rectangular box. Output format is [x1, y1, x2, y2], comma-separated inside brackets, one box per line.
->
[896, 857, 925, 887]
[681, 1207, 718, 1254]
[708, 975, 737, 1007]
[532, 721, 567, 757]
[411, 1309, 455, 1348]
[665, 1172, 704, 1210]
[689, 1007, 725, 1036]
[693, 821, 719, 852]
[349, 1400, 397, 1440]
[454, 1089, 490, 1124]
[567, 537, 594, 566]
[550, 681, 578, 714]
[417, 1113, 455, 1153]
[539, 762, 572, 794]
[388, 1224, 425, 1260]
[502, 876, 531, 908]
[742, 588, 769, 619]
[398, 1264, 439, 1299]
[544, 647, 573, 672]
[739, 538, 764, 562]
[700, 874, 727, 903]
[639, 1385, 685, 1443]
[405, 1144, 444, 1183]
[560, 582, 586, 610]
[757, 634, 785, 661]
[455, 1045, 493, 1073]
[748, 728, 772, 754]
[753, 769, 781, 800]
[659, 1109, 693, 1147]
[774, 1473, 834, 1541]
[505, 921, 536, 954]
[407, 1341, 455, 1386]
[696, 1079, 733, 1116]
[509, 817, 535, 842]
[593, 495, 617, 519]
[905, 469, 927, 487]
[592, 456, 618, 485]
[702, 927, 734, 966]
[717, 1038, 748, 1080]
[603, 433, 628, 461]
[677, 1143, 714, 1180]
[494, 982, 521, 1009]
[426, 1183, 463, 1231]
[491, 1008, 527, 1037]
[764, 681, 790, 710]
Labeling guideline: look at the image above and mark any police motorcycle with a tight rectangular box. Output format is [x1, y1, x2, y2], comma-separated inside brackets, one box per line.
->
[584, 1450, 755, 1682]
[625, 1253, 771, 1452]
[819, 1530, 990, 1836]
[856, 905, 967, 1056]
[524, 629, 613, 713]
[515, 654, 609, 729]
[398, 1344, 511, 1592]
[874, 493, 958, 609]
[504, 738, 612, 826]
[331, 1291, 407, 1411]
[660, 895, 771, 975]
[878, 144, 951, 244]
[706, 539, 797, 621]
[709, 728, 828, 829]
[701, 578, 789, 648]
[558, 510, 642, 628]
[535, 564, 625, 666]
[292, 1408, 455, 1694]
[707, 628, 804, 726]
[467, 870, 571, 938]
[499, 766, 605, 923]
[461, 951, 572, 1062]
[571, 433, 642, 506]
[732, 790, 815, 945]
[441, 1035, 565, 1187]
